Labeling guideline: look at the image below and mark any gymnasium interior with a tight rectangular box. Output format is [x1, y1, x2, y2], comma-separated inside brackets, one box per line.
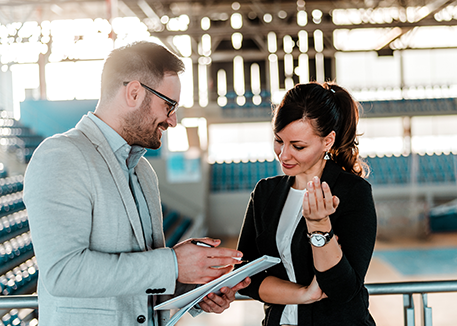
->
[1, 0, 457, 325]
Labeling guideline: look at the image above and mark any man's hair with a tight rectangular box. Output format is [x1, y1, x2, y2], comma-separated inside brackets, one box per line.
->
[100, 41, 185, 102]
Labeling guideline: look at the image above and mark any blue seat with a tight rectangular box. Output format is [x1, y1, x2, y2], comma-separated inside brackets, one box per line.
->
[163, 211, 179, 233]
[165, 217, 192, 247]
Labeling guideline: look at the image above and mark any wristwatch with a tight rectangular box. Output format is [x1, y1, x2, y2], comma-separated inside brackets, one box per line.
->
[307, 229, 334, 247]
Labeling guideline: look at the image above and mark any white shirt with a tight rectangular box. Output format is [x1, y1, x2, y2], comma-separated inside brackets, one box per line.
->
[276, 187, 306, 326]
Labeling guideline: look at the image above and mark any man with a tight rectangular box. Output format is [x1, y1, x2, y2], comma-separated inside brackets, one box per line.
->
[23, 41, 249, 326]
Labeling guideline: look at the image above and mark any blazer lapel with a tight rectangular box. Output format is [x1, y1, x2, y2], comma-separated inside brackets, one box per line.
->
[261, 176, 295, 256]
[75, 115, 147, 251]
[136, 159, 166, 249]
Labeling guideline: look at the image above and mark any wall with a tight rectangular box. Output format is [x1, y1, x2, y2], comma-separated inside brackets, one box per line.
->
[148, 156, 209, 221]
[206, 181, 457, 240]
[20, 99, 97, 137]
[0, 70, 13, 113]
[207, 191, 250, 238]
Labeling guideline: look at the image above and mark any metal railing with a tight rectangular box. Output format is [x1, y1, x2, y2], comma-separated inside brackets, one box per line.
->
[0, 295, 37, 309]
[1, 280, 457, 325]
[235, 279, 457, 326]
[366, 280, 457, 326]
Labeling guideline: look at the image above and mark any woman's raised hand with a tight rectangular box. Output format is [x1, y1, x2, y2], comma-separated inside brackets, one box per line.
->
[302, 176, 339, 222]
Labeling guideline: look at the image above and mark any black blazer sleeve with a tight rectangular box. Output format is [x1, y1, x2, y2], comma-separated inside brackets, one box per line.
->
[236, 190, 265, 301]
[314, 171, 377, 303]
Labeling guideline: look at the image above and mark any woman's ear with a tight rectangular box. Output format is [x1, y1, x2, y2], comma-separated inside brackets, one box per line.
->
[324, 130, 336, 151]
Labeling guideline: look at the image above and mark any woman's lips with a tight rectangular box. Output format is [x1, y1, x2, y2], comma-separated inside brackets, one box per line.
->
[281, 162, 296, 169]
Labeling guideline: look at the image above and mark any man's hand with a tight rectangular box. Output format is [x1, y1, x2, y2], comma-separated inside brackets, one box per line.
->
[174, 238, 244, 284]
[198, 277, 251, 313]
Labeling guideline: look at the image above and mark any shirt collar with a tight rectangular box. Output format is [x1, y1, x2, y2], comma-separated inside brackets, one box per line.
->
[88, 112, 146, 170]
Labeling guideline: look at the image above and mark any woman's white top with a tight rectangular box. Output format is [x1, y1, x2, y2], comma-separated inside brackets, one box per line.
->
[276, 187, 306, 326]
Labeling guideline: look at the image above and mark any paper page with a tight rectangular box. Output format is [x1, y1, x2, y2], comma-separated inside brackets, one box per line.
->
[155, 255, 281, 311]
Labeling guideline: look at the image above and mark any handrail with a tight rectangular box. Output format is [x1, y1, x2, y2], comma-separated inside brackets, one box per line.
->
[235, 279, 457, 326]
[1, 280, 457, 325]
[0, 295, 37, 309]
[235, 279, 457, 299]
[366, 279, 457, 295]
[365, 280, 457, 326]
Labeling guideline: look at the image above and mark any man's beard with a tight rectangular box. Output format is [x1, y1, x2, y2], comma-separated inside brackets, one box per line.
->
[122, 95, 168, 149]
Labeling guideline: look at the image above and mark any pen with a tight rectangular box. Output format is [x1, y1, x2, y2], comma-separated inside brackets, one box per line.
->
[190, 240, 249, 263]
[191, 240, 214, 247]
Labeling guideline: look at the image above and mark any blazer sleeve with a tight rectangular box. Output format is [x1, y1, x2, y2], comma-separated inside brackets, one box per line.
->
[314, 178, 377, 303]
[23, 136, 178, 298]
[236, 184, 269, 302]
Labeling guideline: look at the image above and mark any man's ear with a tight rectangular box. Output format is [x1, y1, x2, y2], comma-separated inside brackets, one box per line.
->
[324, 130, 336, 151]
[124, 81, 142, 107]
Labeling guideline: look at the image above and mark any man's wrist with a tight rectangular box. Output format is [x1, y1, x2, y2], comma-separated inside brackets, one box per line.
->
[171, 248, 179, 280]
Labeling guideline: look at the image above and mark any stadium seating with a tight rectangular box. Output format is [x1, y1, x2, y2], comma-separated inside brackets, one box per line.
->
[210, 160, 281, 192]
[162, 206, 193, 247]
[210, 153, 457, 192]
[428, 199, 457, 232]
[0, 117, 44, 164]
[0, 172, 38, 326]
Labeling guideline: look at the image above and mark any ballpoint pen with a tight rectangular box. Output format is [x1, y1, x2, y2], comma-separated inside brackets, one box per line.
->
[190, 240, 249, 263]
[191, 239, 214, 247]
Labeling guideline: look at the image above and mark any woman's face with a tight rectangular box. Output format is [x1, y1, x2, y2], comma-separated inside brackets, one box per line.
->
[274, 119, 334, 182]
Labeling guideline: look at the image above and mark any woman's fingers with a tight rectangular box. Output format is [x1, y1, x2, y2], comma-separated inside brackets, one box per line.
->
[306, 180, 318, 212]
[322, 181, 334, 210]
[303, 177, 338, 220]
[302, 191, 310, 217]
[333, 195, 340, 209]
[312, 177, 324, 211]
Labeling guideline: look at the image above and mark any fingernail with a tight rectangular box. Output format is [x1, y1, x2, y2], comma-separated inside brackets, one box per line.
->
[314, 176, 319, 183]
[308, 181, 313, 189]
[322, 181, 328, 189]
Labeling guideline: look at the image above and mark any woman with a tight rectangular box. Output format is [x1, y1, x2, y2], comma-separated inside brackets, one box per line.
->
[237, 82, 377, 325]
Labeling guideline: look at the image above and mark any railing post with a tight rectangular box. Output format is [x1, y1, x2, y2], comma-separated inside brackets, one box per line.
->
[421, 293, 433, 326]
[403, 293, 415, 326]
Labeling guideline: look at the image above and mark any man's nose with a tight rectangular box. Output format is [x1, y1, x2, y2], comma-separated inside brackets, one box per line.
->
[167, 113, 177, 128]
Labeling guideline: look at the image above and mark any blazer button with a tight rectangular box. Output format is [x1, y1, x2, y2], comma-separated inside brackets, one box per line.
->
[137, 315, 146, 323]
[146, 288, 166, 294]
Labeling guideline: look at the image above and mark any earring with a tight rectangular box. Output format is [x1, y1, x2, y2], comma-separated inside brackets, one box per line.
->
[324, 152, 330, 160]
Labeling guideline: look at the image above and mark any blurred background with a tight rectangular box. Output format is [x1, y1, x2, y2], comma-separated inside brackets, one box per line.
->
[0, 0, 457, 325]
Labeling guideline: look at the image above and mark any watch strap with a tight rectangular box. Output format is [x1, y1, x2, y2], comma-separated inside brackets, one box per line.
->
[307, 228, 334, 239]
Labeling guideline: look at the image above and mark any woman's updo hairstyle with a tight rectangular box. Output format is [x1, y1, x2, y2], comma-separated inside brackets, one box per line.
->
[272, 82, 368, 177]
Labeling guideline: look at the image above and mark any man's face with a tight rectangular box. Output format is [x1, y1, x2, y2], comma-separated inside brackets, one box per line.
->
[123, 74, 180, 149]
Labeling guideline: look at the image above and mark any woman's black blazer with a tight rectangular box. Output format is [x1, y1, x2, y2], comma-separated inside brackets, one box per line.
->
[237, 160, 377, 326]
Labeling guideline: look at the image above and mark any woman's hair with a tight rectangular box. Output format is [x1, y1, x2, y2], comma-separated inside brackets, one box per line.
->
[272, 82, 368, 177]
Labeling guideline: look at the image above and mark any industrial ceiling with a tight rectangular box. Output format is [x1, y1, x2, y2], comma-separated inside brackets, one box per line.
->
[1, 1, 455, 28]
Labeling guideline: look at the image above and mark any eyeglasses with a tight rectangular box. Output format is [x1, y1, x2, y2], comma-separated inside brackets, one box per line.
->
[123, 81, 178, 117]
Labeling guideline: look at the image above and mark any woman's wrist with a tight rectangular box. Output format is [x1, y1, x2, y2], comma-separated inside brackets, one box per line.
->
[304, 216, 331, 232]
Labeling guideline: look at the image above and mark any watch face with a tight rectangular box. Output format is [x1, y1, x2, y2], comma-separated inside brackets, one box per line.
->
[310, 234, 326, 247]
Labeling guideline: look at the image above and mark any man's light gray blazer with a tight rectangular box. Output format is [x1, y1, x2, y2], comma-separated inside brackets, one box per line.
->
[24, 115, 186, 326]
